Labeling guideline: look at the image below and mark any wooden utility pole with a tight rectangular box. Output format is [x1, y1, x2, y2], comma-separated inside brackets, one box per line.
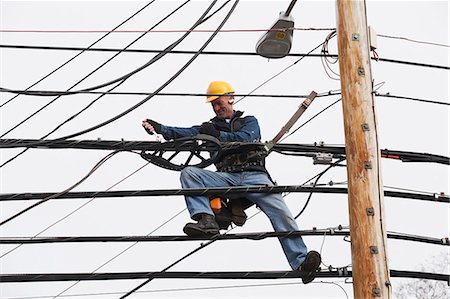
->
[336, 1, 391, 298]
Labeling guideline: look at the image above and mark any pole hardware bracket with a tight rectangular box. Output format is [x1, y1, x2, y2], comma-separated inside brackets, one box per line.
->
[358, 67, 365, 76]
[352, 33, 360, 41]
[364, 160, 372, 169]
[372, 287, 382, 297]
[366, 207, 375, 216]
[362, 123, 370, 131]
[370, 246, 379, 254]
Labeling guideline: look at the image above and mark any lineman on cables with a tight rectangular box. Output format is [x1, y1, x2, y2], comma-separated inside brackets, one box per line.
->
[142, 81, 321, 283]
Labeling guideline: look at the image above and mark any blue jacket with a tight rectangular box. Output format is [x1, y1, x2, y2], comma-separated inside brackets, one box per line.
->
[159, 111, 261, 142]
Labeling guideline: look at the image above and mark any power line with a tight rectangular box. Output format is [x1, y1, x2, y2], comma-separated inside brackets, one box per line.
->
[2, 28, 449, 49]
[377, 33, 450, 48]
[1, 44, 449, 70]
[0, 0, 226, 168]
[0, 0, 191, 137]
[2, 87, 448, 107]
[0, 269, 448, 284]
[0, 150, 128, 227]
[1, 185, 448, 203]
[375, 92, 449, 106]
[0, 0, 193, 169]
[0, 282, 316, 299]
[1, 138, 448, 165]
[0, 230, 447, 246]
[0, 27, 334, 34]
[0, 1, 156, 109]
[0, 0, 229, 102]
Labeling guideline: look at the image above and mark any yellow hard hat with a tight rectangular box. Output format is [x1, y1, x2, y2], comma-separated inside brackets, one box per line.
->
[206, 81, 234, 102]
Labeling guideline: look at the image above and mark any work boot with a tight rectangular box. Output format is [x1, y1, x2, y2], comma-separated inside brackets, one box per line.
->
[298, 251, 321, 284]
[230, 198, 247, 226]
[214, 207, 232, 230]
[183, 213, 220, 237]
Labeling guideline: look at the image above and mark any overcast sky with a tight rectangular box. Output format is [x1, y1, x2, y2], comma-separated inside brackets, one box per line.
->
[0, 1, 449, 298]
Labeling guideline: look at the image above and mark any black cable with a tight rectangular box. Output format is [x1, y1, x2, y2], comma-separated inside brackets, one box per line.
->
[0, 150, 129, 227]
[0, 1, 193, 169]
[0, 0, 190, 140]
[0, 0, 233, 156]
[1, 44, 449, 70]
[279, 98, 342, 143]
[1, 230, 447, 246]
[1, 138, 448, 165]
[234, 40, 326, 104]
[0, 269, 448, 283]
[0, 0, 220, 169]
[119, 3, 240, 297]
[285, 0, 297, 16]
[375, 92, 449, 106]
[2, 87, 448, 107]
[0, 1, 156, 109]
[1, 185, 448, 203]
[294, 158, 346, 219]
[0, 1, 227, 98]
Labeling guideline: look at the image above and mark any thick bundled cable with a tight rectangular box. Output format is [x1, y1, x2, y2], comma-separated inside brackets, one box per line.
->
[0, 269, 448, 284]
[0, 230, 447, 246]
[0, 185, 448, 203]
[0, 139, 448, 165]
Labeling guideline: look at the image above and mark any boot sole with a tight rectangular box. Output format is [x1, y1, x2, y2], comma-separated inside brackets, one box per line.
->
[183, 225, 219, 237]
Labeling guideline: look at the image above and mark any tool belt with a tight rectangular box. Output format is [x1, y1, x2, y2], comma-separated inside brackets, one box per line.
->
[215, 150, 267, 173]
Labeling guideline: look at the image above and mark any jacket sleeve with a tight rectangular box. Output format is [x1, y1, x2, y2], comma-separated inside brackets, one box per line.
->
[160, 125, 201, 140]
[219, 116, 261, 142]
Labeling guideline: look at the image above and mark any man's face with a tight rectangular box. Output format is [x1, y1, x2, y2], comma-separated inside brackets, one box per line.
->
[211, 95, 234, 119]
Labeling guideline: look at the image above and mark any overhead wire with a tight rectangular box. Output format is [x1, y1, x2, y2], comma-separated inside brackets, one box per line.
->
[377, 33, 450, 48]
[0, 0, 235, 155]
[0, 282, 324, 299]
[2, 28, 449, 49]
[1, 230, 447, 246]
[1, 44, 448, 69]
[0, 1, 156, 109]
[1, 269, 448, 283]
[294, 158, 347, 219]
[1, 87, 448, 107]
[0, 4, 446, 298]
[0, 0, 234, 99]
[234, 41, 326, 105]
[51, 208, 187, 299]
[0, 0, 223, 168]
[0, 161, 151, 259]
[0, 150, 135, 227]
[0, 27, 335, 34]
[320, 30, 340, 80]
[1, 185, 447, 203]
[118, 3, 241, 296]
[0, 0, 193, 168]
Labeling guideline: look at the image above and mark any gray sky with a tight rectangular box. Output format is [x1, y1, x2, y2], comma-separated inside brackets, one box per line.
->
[0, 1, 449, 298]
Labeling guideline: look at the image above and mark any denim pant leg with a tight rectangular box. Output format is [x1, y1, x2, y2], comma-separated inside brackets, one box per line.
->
[180, 166, 239, 219]
[242, 172, 308, 270]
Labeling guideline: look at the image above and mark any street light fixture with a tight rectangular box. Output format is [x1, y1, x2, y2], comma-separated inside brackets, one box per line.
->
[255, 0, 297, 59]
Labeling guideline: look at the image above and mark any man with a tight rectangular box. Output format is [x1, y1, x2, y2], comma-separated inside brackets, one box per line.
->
[142, 81, 321, 283]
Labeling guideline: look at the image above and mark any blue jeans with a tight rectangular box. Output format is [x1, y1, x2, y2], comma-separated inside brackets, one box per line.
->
[180, 166, 308, 270]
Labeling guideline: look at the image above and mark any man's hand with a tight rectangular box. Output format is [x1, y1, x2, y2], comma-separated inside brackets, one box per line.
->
[142, 119, 162, 135]
[199, 122, 220, 139]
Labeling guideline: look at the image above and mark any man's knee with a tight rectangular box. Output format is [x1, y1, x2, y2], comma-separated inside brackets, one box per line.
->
[180, 166, 200, 179]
